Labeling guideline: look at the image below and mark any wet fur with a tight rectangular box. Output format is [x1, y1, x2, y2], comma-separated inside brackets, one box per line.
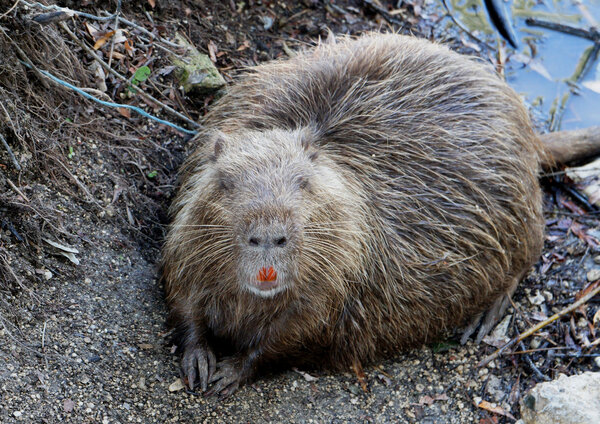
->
[162, 33, 545, 386]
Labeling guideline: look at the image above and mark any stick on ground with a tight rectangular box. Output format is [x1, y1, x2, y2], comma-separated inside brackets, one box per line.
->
[478, 281, 600, 367]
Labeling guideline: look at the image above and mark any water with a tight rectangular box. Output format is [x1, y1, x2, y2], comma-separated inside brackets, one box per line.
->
[436, 0, 600, 130]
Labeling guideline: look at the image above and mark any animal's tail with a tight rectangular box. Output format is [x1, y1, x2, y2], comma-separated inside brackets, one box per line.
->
[540, 127, 600, 167]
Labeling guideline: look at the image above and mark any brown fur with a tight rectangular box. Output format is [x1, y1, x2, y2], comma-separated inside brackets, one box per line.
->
[162, 33, 545, 393]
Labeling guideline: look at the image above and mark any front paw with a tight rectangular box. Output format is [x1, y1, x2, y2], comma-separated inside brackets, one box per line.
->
[181, 342, 216, 391]
[205, 357, 248, 399]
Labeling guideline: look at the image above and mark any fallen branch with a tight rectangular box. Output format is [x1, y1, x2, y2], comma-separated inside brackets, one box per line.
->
[526, 18, 600, 42]
[478, 280, 600, 367]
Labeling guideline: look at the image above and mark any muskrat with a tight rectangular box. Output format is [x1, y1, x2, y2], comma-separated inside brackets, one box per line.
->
[161, 33, 588, 397]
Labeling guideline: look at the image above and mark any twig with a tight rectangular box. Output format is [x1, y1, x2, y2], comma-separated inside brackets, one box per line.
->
[31, 11, 72, 25]
[58, 22, 200, 130]
[5, 176, 29, 202]
[478, 281, 600, 367]
[525, 18, 600, 41]
[362, 0, 406, 29]
[106, 13, 180, 48]
[20, 0, 115, 21]
[553, 353, 600, 358]
[519, 341, 551, 381]
[1, 254, 41, 302]
[555, 179, 598, 212]
[0, 133, 21, 170]
[507, 346, 572, 355]
[41, 321, 47, 351]
[54, 155, 101, 206]
[107, 0, 122, 69]
[0, 0, 19, 19]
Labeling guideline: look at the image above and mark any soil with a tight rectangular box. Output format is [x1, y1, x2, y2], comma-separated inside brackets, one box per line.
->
[1, 1, 598, 423]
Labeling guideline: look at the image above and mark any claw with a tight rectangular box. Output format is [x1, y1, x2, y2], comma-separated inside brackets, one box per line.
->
[461, 294, 512, 344]
[180, 342, 216, 391]
[204, 357, 244, 398]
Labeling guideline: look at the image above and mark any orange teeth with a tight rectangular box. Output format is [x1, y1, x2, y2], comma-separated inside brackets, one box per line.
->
[257, 266, 277, 282]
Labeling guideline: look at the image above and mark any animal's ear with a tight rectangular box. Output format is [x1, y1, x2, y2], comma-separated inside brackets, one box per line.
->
[299, 127, 319, 161]
[209, 130, 227, 161]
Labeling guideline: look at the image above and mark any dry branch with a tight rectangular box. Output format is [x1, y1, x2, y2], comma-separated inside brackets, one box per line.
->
[478, 281, 600, 367]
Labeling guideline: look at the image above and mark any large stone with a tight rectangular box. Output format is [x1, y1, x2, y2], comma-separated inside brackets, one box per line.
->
[172, 33, 226, 94]
[520, 372, 600, 424]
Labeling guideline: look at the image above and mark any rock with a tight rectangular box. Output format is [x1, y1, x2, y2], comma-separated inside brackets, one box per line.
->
[520, 372, 600, 424]
[586, 268, 600, 282]
[485, 374, 505, 403]
[172, 33, 226, 95]
[527, 290, 545, 305]
[168, 378, 184, 392]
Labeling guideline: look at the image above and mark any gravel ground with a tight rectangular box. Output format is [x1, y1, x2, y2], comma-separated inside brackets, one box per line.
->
[1, 211, 489, 423]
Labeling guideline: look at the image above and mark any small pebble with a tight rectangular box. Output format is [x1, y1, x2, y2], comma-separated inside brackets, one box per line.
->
[587, 268, 600, 282]
[168, 378, 184, 392]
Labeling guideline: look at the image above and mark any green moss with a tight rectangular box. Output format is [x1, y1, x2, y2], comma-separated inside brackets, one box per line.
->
[172, 33, 226, 94]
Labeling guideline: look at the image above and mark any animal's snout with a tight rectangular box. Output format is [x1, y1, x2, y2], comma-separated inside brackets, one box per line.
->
[247, 232, 288, 249]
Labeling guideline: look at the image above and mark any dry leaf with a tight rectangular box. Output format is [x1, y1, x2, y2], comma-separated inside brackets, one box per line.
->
[93, 30, 116, 50]
[84, 21, 100, 38]
[237, 40, 251, 51]
[124, 39, 134, 52]
[90, 62, 107, 92]
[474, 399, 515, 420]
[207, 40, 218, 62]
[118, 107, 131, 118]
[110, 51, 125, 60]
[510, 53, 553, 81]
[292, 368, 318, 382]
[559, 198, 586, 215]
[43, 238, 80, 265]
[112, 29, 128, 44]
[571, 221, 600, 248]
[148, 0, 156, 8]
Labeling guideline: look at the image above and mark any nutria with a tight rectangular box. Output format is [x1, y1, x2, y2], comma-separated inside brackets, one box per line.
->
[161, 33, 579, 397]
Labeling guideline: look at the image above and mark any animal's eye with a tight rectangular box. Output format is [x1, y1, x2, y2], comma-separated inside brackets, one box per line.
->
[298, 176, 309, 190]
[218, 174, 234, 191]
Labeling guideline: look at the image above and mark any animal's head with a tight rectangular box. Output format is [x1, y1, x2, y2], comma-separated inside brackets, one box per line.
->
[169, 127, 367, 301]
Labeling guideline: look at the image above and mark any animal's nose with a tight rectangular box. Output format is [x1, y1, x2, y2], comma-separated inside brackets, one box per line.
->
[247, 234, 288, 248]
